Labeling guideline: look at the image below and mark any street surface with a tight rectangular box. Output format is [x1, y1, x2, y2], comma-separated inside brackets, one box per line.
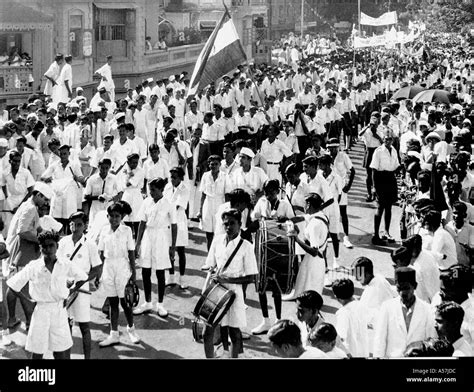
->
[0, 141, 402, 359]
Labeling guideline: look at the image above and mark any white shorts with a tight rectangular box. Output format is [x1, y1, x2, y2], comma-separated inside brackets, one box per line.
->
[327, 212, 340, 234]
[101, 259, 131, 298]
[339, 191, 348, 206]
[26, 302, 73, 354]
[67, 291, 91, 323]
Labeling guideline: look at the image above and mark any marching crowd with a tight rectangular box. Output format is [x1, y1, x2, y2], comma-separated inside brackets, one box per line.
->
[0, 29, 472, 360]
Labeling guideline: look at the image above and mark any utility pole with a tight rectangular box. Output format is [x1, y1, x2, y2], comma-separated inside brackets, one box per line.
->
[301, 0, 304, 37]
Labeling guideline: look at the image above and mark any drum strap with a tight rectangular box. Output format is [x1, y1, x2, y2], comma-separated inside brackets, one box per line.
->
[312, 216, 329, 258]
[219, 238, 244, 274]
[69, 241, 84, 262]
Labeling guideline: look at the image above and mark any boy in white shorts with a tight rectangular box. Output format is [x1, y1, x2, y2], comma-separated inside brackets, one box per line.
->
[98, 202, 140, 347]
[57, 211, 102, 359]
[7, 231, 88, 359]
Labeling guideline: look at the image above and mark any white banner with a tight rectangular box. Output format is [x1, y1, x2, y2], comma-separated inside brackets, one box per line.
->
[353, 29, 420, 49]
[360, 11, 397, 26]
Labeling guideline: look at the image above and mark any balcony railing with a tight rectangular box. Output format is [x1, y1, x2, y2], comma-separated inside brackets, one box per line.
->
[143, 43, 205, 73]
[231, 0, 267, 6]
[0, 66, 34, 96]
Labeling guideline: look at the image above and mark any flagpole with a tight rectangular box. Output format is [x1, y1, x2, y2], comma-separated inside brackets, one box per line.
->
[301, 0, 304, 38]
[358, 0, 361, 34]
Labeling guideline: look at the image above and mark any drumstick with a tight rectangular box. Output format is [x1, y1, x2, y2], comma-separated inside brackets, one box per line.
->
[69, 167, 80, 188]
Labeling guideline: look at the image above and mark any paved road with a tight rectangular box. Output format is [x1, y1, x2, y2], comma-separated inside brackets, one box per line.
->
[1, 141, 402, 359]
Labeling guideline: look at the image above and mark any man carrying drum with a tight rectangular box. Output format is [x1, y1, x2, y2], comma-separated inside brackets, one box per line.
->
[250, 179, 295, 335]
[202, 209, 258, 358]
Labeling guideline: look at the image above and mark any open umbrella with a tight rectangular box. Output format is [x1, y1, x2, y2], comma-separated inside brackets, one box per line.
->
[391, 85, 425, 100]
[412, 89, 458, 104]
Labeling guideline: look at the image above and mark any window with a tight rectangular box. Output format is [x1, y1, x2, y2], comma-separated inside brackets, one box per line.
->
[95, 8, 126, 41]
[69, 13, 84, 59]
[94, 7, 134, 58]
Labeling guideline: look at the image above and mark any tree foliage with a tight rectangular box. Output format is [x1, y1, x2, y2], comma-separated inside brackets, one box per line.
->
[419, 1, 473, 34]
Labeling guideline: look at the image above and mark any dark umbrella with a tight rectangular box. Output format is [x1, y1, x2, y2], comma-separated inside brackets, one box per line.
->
[412, 89, 458, 104]
[391, 85, 425, 100]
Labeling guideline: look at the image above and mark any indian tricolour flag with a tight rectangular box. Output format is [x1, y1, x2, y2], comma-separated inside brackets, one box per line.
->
[187, 7, 247, 99]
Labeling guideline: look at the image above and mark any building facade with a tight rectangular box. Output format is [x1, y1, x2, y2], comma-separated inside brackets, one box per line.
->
[0, 2, 54, 102]
[1, 0, 205, 103]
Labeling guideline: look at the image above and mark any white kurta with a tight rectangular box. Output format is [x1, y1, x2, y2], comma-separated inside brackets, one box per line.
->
[164, 182, 189, 246]
[43, 160, 83, 219]
[57, 63, 72, 104]
[293, 212, 329, 297]
[204, 234, 258, 329]
[43, 61, 60, 97]
[137, 196, 177, 270]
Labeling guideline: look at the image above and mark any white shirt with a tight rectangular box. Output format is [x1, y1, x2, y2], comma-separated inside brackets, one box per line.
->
[159, 141, 192, 172]
[0, 167, 35, 210]
[362, 128, 383, 149]
[299, 347, 328, 358]
[84, 173, 121, 202]
[452, 336, 473, 357]
[251, 197, 295, 221]
[98, 224, 134, 260]
[335, 300, 369, 358]
[299, 172, 331, 202]
[259, 139, 292, 164]
[202, 122, 226, 142]
[89, 147, 117, 170]
[359, 274, 397, 329]
[285, 180, 310, 210]
[143, 158, 170, 181]
[57, 235, 102, 274]
[112, 138, 139, 167]
[95, 63, 115, 90]
[228, 167, 268, 197]
[412, 250, 440, 304]
[7, 257, 88, 302]
[205, 234, 258, 277]
[399, 130, 422, 154]
[370, 145, 399, 171]
[332, 151, 353, 181]
[429, 226, 457, 270]
[199, 171, 226, 198]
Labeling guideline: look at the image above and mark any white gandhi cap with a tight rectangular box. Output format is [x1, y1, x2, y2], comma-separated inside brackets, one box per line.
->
[239, 147, 255, 159]
[34, 182, 54, 200]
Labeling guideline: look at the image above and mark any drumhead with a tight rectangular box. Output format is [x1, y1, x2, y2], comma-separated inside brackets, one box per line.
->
[256, 219, 296, 294]
[193, 282, 236, 327]
[208, 284, 235, 326]
[192, 318, 204, 343]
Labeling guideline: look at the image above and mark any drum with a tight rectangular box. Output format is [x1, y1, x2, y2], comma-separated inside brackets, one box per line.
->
[255, 219, 297, 295]
[192, 318, 222, 344]
[192, 281, 235, 327]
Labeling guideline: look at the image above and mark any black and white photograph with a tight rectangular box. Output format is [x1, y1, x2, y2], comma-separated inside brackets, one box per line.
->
[0, 0, 473, 388]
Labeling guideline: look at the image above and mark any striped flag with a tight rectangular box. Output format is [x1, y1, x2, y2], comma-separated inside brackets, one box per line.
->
[187, 7, 247, 99]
